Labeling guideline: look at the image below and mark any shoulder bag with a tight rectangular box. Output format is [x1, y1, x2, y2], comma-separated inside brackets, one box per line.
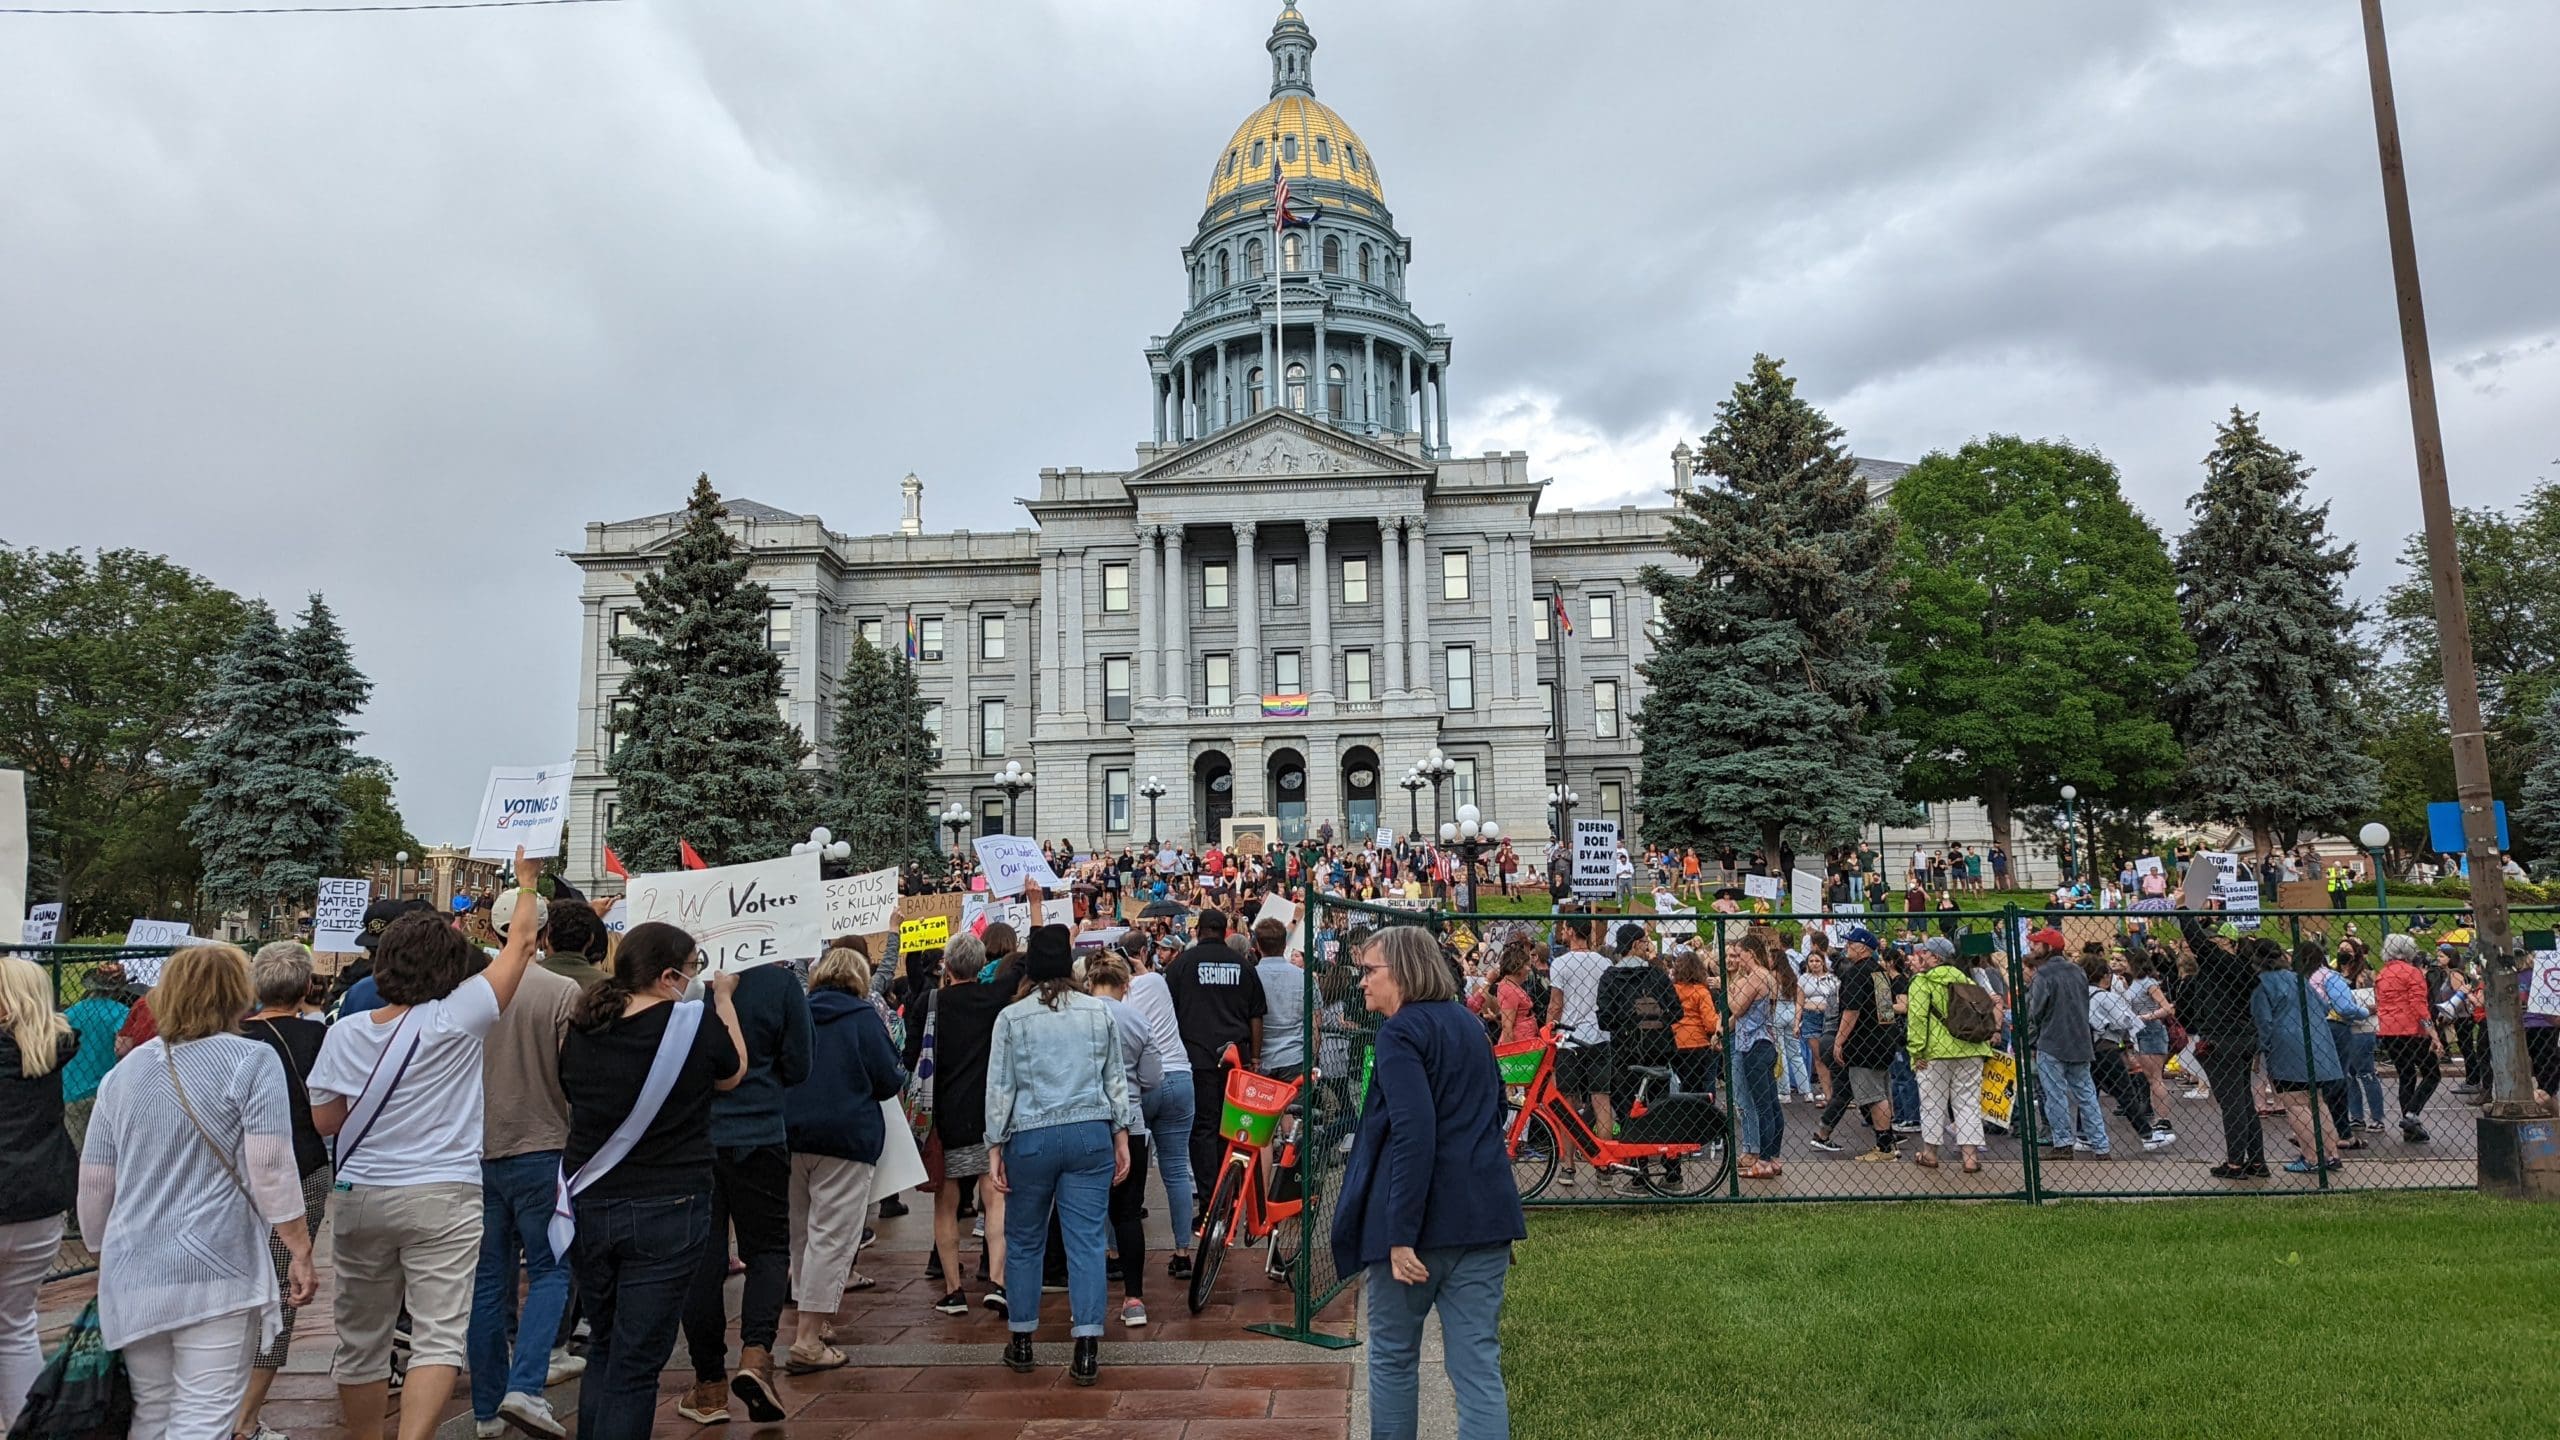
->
[905, 990, 945, 1193]
[547, 999, 704, 1257]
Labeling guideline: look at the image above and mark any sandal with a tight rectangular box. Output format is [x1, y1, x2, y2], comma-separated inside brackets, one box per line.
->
[783, 1343, 848, 1375]
[1742, 1162, 1779, 1180]
[1910, 1151, 1940, 1169]
[844, 1271, 878, 1292]
[1960, 1156, 1982, 1174]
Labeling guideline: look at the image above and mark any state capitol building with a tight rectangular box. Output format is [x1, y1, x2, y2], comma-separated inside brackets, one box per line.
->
[563, 7, 1927, 889]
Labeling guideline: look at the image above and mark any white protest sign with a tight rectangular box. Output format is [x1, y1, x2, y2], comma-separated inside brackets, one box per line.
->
[1743, 873, 1784, 902]
[312, 878, 369, 952]
[467, 762, 575, 861]
[1374, 827, 1394, 852]
[1791, 869, 1827, 934]
[2527, 950, 2560, 1020]
[126, 918, 191, 948]
[1654, 904, 1698, 938]
[22, 903, 61, 945]
[962, 895, 990, 936]
[2198, 850, 2258, 920]
[1571, 819, 1618, 899]
[871, 1099, 929, 1196]
[972, 834, 1064, 898]
[0, 769, 24, 939]
[1253, 893, 1303, 960]
[824, 867, 901, 939]
[620, 851, 825, 974]
[2134, 856, 2164, 879]
[600, 898, 628, 935]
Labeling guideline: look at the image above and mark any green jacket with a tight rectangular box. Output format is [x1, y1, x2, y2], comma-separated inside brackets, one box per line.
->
[1906, 962, 1997, 1063]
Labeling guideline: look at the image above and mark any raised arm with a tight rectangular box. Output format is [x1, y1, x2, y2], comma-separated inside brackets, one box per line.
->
[481, 847, 545, 1013]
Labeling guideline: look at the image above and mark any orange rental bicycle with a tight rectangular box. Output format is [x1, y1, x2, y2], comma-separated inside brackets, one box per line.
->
[1501, 1028, 1730, 1199]
[1185, 1043, 1308, 1314]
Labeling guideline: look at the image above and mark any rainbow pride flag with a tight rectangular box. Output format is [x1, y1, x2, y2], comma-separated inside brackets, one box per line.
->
[1259, 693, 1311, 718]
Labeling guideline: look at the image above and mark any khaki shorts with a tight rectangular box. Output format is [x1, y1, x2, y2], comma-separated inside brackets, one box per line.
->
[1845, 1065, 1892, 1108]
[330, 1181, 483, 1383]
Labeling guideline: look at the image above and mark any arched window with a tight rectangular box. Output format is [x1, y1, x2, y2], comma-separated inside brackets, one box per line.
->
[1248, 367, 1266, 414]
[1218, 250, 1232, 288]
[1251, 138, 1266, 168]
[1358, 243, 1374, 284]
[1315, 137, 1332, 165]
[1282, 135, 1299, 163]
[1347, 146, 1361, 173]
[1321, 235, 1341, 274]
[1282, 232, 1302, 271]
[1326, 363, 1347, 417]
[1226, 149, 1238, 177]
[1245, 237, 1264, 279]
[1285, 361, 1309, 413]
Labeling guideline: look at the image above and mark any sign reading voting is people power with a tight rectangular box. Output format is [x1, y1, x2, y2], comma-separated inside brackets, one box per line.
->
[622, 851, 825, 974]
[972, 834, 1064, 899]
[468, 763, 575, 860]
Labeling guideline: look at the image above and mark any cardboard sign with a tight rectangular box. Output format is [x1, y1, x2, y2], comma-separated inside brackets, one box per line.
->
[900, 915, 951, 954]
[0, 769, 24, 940]
[972, 835, 1064, 898]
[824, 867, 901, 939]
[312, 878, 369, 953]
[22, 903, 61, 945]
[1374, 827, 1394, 851]
[621, 852, 824, 973]
[1743, 873, 1783, 902]
[468, 762, 575, 861]
[2527, 950, 2560, 1020]
[1571, 819, 1618, 899]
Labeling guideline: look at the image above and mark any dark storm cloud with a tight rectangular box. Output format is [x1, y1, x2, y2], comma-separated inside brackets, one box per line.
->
[3, 1, 2553, 837]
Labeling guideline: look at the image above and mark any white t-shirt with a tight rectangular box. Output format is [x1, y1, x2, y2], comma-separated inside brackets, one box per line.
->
[1551, 950, 1611, 1048]
[309, 973, 503, 1188]
[1121, 970, 1194, 1075]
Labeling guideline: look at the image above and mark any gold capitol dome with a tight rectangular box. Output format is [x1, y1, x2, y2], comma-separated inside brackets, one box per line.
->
[1203, 6, 1385, 217]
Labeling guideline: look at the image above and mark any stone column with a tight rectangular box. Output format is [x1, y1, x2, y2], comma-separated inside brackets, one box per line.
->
[1406, 517, 1432, 698]
[1135, 525, 1160, 705]
[1307, 518, 1333, 703]
[1039, 549, 1063, 720]
[1163, 525, 1190, 707]
[1261, 326, 1274, 415]
[1313, 319, 1330, 423]
[1380, 518, 1407, 693]
[1216, 342, 1229, 431]
[1434, 362, 1451, 456]
[1176, 362, 1190, 443]
[1510, 536, 1537, 702]
[1234, 520, 1261, 703]
[1361, 334, 1376, 430]
[1152, 374, 1166, 445]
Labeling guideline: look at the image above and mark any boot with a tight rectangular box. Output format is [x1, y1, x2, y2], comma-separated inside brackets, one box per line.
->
[730, 1347, 786, 1423]
[1003, 1333, 1038, 1373]
[1070, 1335, 1101, 1387]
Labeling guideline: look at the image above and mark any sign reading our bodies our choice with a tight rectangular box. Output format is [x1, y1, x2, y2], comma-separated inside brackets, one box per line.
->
[468, 763, 575, 860]
[621, 851, 825, 974]
[972, 834, 1064, 898]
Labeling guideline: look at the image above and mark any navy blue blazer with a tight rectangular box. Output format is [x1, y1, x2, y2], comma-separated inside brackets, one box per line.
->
[1328, 999, 1527, 1275]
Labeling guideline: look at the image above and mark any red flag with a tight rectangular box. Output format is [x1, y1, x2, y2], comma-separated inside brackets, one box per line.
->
[602, 844, 629, 880]
[679, 839, 708, 871]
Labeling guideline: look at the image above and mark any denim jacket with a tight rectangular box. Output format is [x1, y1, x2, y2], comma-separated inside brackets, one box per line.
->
[984, 989, 1138, 1148]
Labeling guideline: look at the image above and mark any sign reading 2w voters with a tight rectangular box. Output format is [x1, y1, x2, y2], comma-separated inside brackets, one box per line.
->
[468, 763, 575, 860]
[622, 851, 826, 974]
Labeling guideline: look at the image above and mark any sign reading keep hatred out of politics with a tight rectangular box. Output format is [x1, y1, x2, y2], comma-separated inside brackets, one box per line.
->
[311, 878, 369, 952]
[824, 867, 902, 939]
[972, 834, 1064, 899]
[1571, 819, 1619, 899]
[468, 763, 575, 861]
[622, 851, 825, 974]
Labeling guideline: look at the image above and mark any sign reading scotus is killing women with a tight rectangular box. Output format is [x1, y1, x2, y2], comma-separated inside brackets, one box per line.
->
[622, 851, 826, 973]
[468, 763, 575, 860]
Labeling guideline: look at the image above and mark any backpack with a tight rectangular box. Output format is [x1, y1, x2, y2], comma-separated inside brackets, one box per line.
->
[1942, 977, 1998, 1044]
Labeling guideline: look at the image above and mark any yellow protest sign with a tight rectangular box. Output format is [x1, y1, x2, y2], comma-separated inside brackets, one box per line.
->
[1979, 1050, 2017, 1129]
[899, 915, 950, 955]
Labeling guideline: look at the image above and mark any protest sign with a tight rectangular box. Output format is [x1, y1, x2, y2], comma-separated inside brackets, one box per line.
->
[600, 898, 628, 935]
[1980, 1050, 2018, 1128]
[871, 1099, 929, 1195]
[22, 902, 62, 945]
[1653, 903, 1698, 939]
[972, 834, 1064, 898]
[1571, 819, 1618, 900]
[2196, 851, 2258, 920]
[2134, 856, 2164, 879]
[2527, 949, 2560, 1020]
[621, 852, 825, 974]
[824, 867, 901, 939]
[468, 763, 575, 860]
[1742, 873, 1783, 902]
[1791, 869, 1826, 933]
[312, 878, 369, 952]
[0, 769, 24, 939]
[900, 915, 951, 955]
[126, 918, 191, 948]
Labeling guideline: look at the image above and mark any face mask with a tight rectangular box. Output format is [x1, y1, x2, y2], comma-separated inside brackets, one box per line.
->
[681, 971, 707, 1003]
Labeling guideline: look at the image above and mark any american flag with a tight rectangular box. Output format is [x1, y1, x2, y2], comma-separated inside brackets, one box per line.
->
[1552, 591, 1575, 636]
[1271, 160, 1304, 228]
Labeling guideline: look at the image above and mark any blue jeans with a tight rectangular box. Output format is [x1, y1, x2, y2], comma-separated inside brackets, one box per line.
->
[2343, 1032, 2384, 1125]
[571, 1189, 711, 1438]
[2034, 1052, 2108, 1154]
[1366, 1243, 1511, 1440]
[1740, 1040, 1782, 1162]
[1143, 1079, 1197, 1253]
[1889, 1052, 1920, 1126]
[469, 1151, 571, 1419]
[1000, 1120, 1114, 1337]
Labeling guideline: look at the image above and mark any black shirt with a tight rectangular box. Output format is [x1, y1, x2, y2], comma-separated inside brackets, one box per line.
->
[0, 1032, 78, 1226]
[1166, 940, 1268, 1071]
[243, 1014, 329, 1178]
[1834, 955, 1898, 1069]
[902, 980, 1013, 1150]
[561, 1001, 741, 1203]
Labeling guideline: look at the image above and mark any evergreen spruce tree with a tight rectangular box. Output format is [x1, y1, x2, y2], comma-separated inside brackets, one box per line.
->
[284, 593, 368, 857]
[2516, 687, 2560, 869]
[819, 635, 941, 871]
[606, 476, 810, 871]
[1637, 355, 1908, 862]
[2170, 408, 2380, 851]
[182, 604, 342, 913]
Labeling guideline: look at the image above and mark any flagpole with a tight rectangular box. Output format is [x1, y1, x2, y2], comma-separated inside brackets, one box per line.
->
[1271, 153, 1283, 414]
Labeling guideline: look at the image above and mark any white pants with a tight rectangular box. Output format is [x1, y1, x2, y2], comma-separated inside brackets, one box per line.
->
[788, 1153, 879, 1311]
[0, 1216, 63, 1431]
[1917, 1056, 1986, 1149]
[125, 1309, 258, 1440]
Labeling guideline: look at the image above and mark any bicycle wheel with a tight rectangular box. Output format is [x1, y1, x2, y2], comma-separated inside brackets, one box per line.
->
[1187, 1161, 1245, 1314]
[1510, 1112, 1559, 1201]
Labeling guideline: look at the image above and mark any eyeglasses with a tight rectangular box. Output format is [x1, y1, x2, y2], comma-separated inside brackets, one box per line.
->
[1357, 963, 1391, 976]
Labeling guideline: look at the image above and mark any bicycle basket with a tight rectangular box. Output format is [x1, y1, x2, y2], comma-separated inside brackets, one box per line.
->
[1493, 1036, 1551, 1088]
[1220, 1068, 1296, 1145]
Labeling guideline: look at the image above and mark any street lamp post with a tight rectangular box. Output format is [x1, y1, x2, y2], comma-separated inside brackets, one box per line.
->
[790, 826, 853, 876]
[939, 802, 973, 862]
[1399, 769, 1427, 842]
[391, 850, 409, 900]
[1417, 748, 1457, 837]
[1439, 804, 1503, 913]
[992, 760, 1035, 837]
[1138, 775, 1167, 849]
[2059, 784, 2079, 887]
[2360, 821, 2393, 911]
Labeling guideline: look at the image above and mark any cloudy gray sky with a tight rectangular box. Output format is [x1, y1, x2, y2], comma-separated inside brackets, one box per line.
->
[6, 0, 2556, 840]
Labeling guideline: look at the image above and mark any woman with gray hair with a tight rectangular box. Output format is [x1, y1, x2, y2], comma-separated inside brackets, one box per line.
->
[902, 929, 1015, 1317]
[2372, 932, 2443, 1142]
[233, 942, 334, 1440]
[783, 942, 907, 1372]
[1331, 926, 1526, 1440]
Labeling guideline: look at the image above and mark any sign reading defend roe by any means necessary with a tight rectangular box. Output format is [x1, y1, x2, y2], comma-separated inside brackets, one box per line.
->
[621, 851, 826, 974]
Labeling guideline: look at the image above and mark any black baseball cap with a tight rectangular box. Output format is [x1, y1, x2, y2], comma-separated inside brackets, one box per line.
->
[355, 898, 428, 951]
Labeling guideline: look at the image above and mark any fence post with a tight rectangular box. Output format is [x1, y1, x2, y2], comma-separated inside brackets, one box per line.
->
[2008, 905, 2043, 1204]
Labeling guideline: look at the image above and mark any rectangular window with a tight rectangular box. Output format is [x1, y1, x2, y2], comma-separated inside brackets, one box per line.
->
[1445, 645, 1474, 710]
[1538, 680, 1556, 738]
[1590, 594, 1616, 640]
[1104, 656, 1131, 723]
[919, 618, 944, 662]
[982, 799, 1005, 837]
[922, 702, 943, 760]
[1204, 562, 1230, 611]
[1533, 599, 1550, 643]
[1594, 679, 1621, 739]
[608, 698, 635, 757]
[611, 608, 642, 639]
[1344, 649, 1372, 704]
[1273, 559, 1299, 608]
[601, 801, 616, 851]
[1272, 650, 1301, 695]
[858, 617, 882, 649]
[1102, 561, 1130, 614]
[765, 604, 793, 653]
[1441, 550, 1470, 600]
[1205, 654, 1232, 709]
[1601, 780, 1625, 832]
[980, 613, 1006, 661]
[1453, 758, 1479, 812]
[1342, 556, 1369, 604]
[978, 699, 1005, 757]
[1106, 769, 1132, 833]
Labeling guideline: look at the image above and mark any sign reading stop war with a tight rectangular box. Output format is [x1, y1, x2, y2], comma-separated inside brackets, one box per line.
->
[824, 867, 901, 939]
[622, 851, 825, 974]
[468, 762, 575, 861]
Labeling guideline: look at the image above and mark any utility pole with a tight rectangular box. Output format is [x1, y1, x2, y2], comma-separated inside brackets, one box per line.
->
[2356, 0, 2553, 1187]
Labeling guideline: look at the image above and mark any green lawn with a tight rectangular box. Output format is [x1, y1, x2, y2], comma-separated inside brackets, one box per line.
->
[1503, 1193, 2560, 1439]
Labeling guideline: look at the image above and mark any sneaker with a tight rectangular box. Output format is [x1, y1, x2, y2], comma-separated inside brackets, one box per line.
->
[982, 1285, 1009, 1312]
[675, 1382, 732, 1424]
[1892, 1120, 1921, 1134]
[1166, 1254, 1193, 1280]
[925, 1252, 945, 1283]
[2142, 1131, 2177, 1151]
[1806, 1133, 1844, 1153]
[878, 1194, 910, 1217]
[2085, 1151, 2111, 1161]
[934, 1289, 970, 1316]
[545, 1346, 586, 1386]
[2400, 1117, 2430, 1143]
[1558, 1170, 1579, 1187]
[1855, 1147, 1899, 1163]
[1121, 1297, 1149, 1328]
[1042, 1277, 1069, 1294]
[2046, 1146, 2076, 1160]
[2183, 1088, 2211, 1101]
[972, 1215, 986, 1238]
[477, 1422, 505, 1440]
[497, 1391, 568, 1439]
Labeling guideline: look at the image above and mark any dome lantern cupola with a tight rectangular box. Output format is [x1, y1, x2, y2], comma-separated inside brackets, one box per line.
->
[1268, 5, 1316, 99]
